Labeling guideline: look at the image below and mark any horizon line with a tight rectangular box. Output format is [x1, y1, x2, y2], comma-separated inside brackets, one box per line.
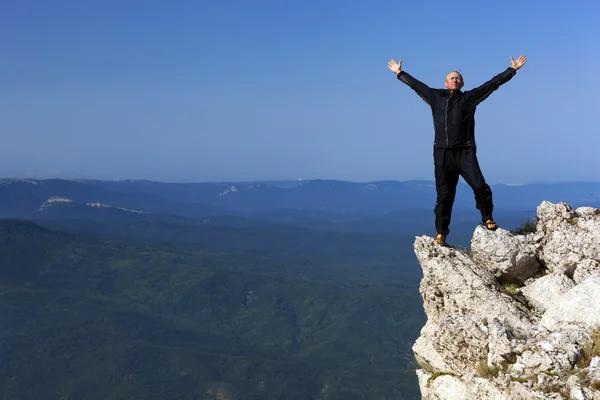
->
[2, 175, 600, 186]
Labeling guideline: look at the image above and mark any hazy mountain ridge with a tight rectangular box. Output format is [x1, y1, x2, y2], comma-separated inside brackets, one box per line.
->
[76, 178, 441, 213]
[3, 177, 600, 220]
[3, 177, 599, 254]
[0, 178, 234, 219]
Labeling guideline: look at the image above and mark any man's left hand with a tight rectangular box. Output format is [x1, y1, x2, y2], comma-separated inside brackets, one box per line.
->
[511, 54, 527, 70]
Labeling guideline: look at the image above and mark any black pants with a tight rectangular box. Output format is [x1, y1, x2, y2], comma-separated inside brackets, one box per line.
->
[433, 147, 493, 235]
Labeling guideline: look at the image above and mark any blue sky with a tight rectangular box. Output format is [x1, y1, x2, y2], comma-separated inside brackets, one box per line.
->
[1, 0, 598, 183]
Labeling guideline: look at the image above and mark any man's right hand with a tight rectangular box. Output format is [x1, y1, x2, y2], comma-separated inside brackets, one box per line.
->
[388, 58, 402, 75]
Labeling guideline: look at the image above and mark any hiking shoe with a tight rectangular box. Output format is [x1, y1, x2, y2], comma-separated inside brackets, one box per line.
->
[484, 219, 498, 231]
[434, 234, 448, 246]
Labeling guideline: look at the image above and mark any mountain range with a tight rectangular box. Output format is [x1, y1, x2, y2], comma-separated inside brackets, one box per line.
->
[3, 177, 599, 222]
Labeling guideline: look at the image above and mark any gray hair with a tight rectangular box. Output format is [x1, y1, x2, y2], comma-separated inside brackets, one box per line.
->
[446, 71, 463, 81]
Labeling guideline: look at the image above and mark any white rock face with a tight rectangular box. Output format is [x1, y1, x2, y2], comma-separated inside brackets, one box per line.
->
[573, 258, 600, 284]
[413, 237, 532, 332]
[520, 273, 575, 312]
[536, 201, 600, 276]
[471, 225, 541, 284]
[412, 201, 600, 399]
[540, 276, 600, 330]
[424, 374, 467, 399]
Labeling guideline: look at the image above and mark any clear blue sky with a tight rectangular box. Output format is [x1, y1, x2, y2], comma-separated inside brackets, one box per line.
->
[1, 0, 598, 183]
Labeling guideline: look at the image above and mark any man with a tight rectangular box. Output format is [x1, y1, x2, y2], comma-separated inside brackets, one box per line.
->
[387, 54, 527, 246]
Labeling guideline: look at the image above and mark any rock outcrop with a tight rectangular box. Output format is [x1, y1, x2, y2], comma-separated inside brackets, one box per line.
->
[412, 201, 600, 399]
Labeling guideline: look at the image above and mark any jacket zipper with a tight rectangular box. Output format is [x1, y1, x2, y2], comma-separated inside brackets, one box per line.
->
[445, 97, 449, 147]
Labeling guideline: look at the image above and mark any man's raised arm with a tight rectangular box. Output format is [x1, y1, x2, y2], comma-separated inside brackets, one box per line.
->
[466, 54, 528, 106]
[388, 58, 434, 105]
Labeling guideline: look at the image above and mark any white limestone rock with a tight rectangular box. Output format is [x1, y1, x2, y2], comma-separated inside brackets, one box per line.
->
[471, 226, 541, 284]
[424, 374, 468, 400]
[413, 236, 533, 333]
[412, 319, 454, 373]
[573, 258, 600, 285]
[577, 206, 600, 216]
[521, 273, 575, 312]
[411, 201, 600, 399]
[540, 276, 600, 330]
[487, 318, 518, 367]
[413, 316, 488, 374]
[507, 382, 553, 399]
[536, 201, 600, 276]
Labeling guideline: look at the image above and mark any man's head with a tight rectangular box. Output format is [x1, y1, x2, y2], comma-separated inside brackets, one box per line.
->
[445, 71, 464, 92]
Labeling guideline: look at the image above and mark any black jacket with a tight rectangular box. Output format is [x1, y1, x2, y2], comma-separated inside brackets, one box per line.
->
[397, 67, 517, 149]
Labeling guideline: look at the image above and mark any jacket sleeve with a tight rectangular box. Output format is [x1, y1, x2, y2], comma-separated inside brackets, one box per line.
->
[397, 71, 434, 105]
[466, 67, 517, 106]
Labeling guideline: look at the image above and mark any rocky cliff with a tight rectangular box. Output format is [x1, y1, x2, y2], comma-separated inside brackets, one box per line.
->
[412, 201, 600, 399]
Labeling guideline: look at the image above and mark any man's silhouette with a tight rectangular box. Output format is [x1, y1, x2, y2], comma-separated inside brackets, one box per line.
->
[388, 54, 527, 246]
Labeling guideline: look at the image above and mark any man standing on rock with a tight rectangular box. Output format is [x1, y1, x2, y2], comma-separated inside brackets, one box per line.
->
[387, 54, 527, 246]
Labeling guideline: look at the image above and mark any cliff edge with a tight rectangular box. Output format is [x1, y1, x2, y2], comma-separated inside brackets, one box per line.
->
[413, 201, 600, 399]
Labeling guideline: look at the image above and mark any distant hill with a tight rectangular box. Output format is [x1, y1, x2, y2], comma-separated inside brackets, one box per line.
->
[2, 178, 599, 232]
[490, 181, 600, 210]
[76, 178, 443, 213]
[78, 178, 600, 213]
[0, 178, 234, 219]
